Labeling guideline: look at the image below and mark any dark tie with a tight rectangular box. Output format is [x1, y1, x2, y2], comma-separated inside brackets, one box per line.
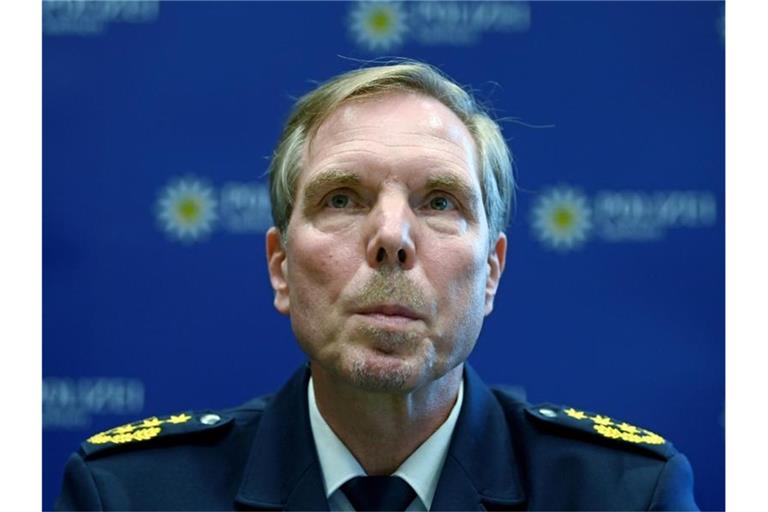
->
[341, 475, 417, 511]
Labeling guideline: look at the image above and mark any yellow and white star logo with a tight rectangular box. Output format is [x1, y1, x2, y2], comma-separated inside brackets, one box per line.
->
[531, 187, 593, 250]
[156, 178, 218, 243]
[349, 1, 408, 52]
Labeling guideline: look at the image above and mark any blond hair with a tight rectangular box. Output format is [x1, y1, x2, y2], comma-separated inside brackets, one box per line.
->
[268, 61, 514, 244]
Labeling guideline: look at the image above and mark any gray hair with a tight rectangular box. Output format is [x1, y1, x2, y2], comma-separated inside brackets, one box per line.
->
[268, 60, 515, 246]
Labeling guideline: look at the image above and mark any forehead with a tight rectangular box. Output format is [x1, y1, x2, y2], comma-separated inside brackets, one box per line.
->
[317, 91, 471, 139]
[304, 91, 478, 177]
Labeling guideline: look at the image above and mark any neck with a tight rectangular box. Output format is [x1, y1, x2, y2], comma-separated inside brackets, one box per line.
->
[311, 363, 463, 475]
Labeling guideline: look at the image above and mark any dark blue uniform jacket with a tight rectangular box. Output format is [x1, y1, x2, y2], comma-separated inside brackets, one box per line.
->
[56, 364, 698, 511]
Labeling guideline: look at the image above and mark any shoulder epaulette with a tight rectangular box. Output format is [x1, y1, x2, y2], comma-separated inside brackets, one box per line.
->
[80, 410, 234, 458]
[525, 403, 677, 459]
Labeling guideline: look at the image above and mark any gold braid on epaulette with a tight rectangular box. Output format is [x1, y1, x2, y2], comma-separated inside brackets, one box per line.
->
[87, 413, 192, 445]
[562, 408, 665, 445]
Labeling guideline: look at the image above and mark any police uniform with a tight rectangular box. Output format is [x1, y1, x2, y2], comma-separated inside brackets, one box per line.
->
[56, 364, 698, 511]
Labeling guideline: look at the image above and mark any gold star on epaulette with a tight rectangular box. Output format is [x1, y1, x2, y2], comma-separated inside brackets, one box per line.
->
[167, 413, 192, 424]
[530, 405, 668, 450]
[86, 412, 193, 446]
[618, 422, 639, 434]
[591, 415, 613, 426]
[141, 417, 163, 428]
[564, 408, 587, 420]
[563, 408, 665, 446]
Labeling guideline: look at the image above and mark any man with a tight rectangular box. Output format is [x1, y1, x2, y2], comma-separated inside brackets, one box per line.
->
[56, 61, 698, 511]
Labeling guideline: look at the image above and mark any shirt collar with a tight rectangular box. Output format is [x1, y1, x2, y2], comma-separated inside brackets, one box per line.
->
[308, 376, 464, 510]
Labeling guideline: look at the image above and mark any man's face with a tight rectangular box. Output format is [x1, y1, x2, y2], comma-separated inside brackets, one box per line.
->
[267, 91, 506, 393]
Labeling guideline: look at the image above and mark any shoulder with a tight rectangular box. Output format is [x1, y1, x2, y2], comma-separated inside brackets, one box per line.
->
[488, 388, 698, 510]
[490, 387, 678, 461]
[56, 395, 276, 510]
[77, 394, 274, 461]
[522, 402, 678, 460]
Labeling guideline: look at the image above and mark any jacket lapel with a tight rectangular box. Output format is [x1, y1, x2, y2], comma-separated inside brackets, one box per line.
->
[431, 364, 527, 511]
[234, 364, 329, 511]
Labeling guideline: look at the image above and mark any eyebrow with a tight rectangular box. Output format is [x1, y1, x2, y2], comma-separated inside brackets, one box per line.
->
[426, 174, 480, 206]
[302, 169, 361, 206]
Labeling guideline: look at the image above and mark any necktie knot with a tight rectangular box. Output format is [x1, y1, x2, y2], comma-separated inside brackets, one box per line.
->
[341, 475, 416, 511]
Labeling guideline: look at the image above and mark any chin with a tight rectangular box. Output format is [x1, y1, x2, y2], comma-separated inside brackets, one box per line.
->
[338, 347, 429, 393]
[350, 361, 415, 392]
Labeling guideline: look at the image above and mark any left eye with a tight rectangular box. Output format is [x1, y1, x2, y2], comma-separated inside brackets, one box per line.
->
[327, 193, 351, 208]
[428, 196, 454, 211]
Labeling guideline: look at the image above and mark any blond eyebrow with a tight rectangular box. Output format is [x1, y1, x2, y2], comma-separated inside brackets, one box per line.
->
[426, 174, 480, 205]
[302, 169, 361, 206]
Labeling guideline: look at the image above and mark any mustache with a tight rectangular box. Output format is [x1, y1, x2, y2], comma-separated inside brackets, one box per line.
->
[350, 269, 427, 312]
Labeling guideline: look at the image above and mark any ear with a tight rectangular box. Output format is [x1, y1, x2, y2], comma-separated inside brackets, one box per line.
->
[484, 232, 507, 315]
[266, 227, 290, 315]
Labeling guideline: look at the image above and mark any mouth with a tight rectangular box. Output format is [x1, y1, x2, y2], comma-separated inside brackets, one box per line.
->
[355, 304, 423, 320]
[353, 304, 425, 328]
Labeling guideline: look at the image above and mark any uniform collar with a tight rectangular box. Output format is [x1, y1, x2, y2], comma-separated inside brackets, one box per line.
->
[430, 364, 527, 510]
[234, 363, 328, 511]
[306, 377, 365, 499]
[307, 375, 464, 510]
[234, 363, 527, 511]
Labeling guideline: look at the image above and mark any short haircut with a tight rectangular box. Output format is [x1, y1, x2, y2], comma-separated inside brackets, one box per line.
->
[268, 60, 515, 246]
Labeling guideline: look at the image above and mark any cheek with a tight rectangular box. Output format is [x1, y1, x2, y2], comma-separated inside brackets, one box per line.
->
[287, 230, 358, 304]
[424, 216, 468, 235]
[436, 246, 488, 330]
[422, 245, 487, 367]
[313, 214, 359, 234]
[430, 244, 487, 299]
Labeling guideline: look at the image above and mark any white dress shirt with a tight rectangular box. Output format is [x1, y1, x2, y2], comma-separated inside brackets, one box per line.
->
[308, 376, 464, 511]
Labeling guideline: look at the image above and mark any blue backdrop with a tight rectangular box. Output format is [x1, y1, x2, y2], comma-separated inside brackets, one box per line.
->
[42, 2, 725, 510]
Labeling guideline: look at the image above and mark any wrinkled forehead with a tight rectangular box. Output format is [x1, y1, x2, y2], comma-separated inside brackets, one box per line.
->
[307, 91, 478, 161]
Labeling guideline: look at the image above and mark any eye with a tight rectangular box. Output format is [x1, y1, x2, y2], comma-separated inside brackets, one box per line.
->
[326, 193, 352, 209]
[428, 195, 455, 211]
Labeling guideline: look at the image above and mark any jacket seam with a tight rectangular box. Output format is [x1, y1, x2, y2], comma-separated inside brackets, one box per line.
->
[646, 453, 673, 510]
[78, 452, 105, 511]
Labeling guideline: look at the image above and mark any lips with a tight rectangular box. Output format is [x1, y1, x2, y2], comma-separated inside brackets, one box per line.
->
[355, 304, 424, 321]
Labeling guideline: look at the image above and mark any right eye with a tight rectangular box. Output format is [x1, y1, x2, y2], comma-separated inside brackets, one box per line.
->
[325, 193, 352, 209]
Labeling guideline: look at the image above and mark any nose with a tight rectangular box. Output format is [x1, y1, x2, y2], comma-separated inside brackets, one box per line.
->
[365, 195, 416, 270]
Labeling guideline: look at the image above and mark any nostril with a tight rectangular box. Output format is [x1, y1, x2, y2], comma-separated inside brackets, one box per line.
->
[398, 249, 406, 263]
[377, 247, 386, 263]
